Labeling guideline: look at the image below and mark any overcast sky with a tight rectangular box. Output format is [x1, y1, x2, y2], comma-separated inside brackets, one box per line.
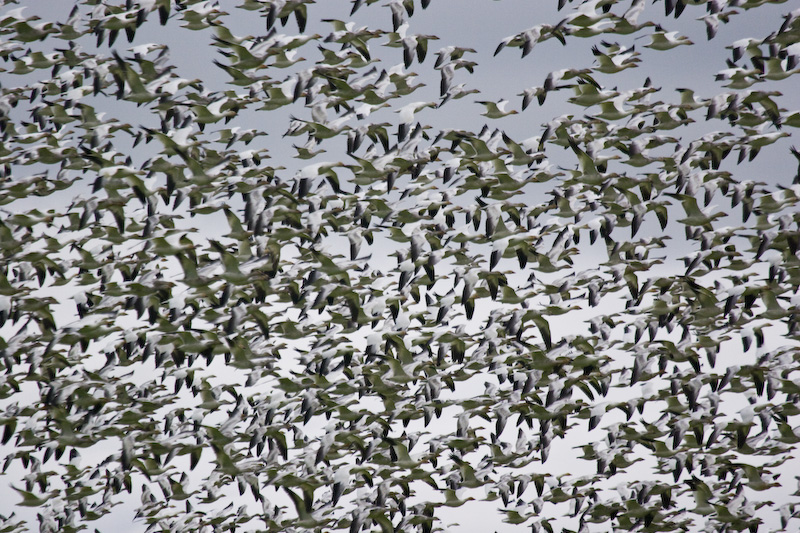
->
[2, 1, 800, 532]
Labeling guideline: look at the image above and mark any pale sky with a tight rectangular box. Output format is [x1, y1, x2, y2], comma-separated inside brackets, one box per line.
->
[1, 1, 799, 532]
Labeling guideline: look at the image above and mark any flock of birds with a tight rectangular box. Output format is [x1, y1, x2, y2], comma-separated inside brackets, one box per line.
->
[0, 0, 800, 532]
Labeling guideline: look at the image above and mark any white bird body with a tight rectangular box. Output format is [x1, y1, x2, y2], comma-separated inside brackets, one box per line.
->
[477, 99, 518, 119]
[644, 31, 693, 51]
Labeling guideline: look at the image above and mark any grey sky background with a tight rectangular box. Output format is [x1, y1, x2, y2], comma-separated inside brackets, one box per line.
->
[2, 0, 800, 532]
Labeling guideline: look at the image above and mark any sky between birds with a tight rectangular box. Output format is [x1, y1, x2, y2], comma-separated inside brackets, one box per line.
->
[1, 0, 800, 532]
